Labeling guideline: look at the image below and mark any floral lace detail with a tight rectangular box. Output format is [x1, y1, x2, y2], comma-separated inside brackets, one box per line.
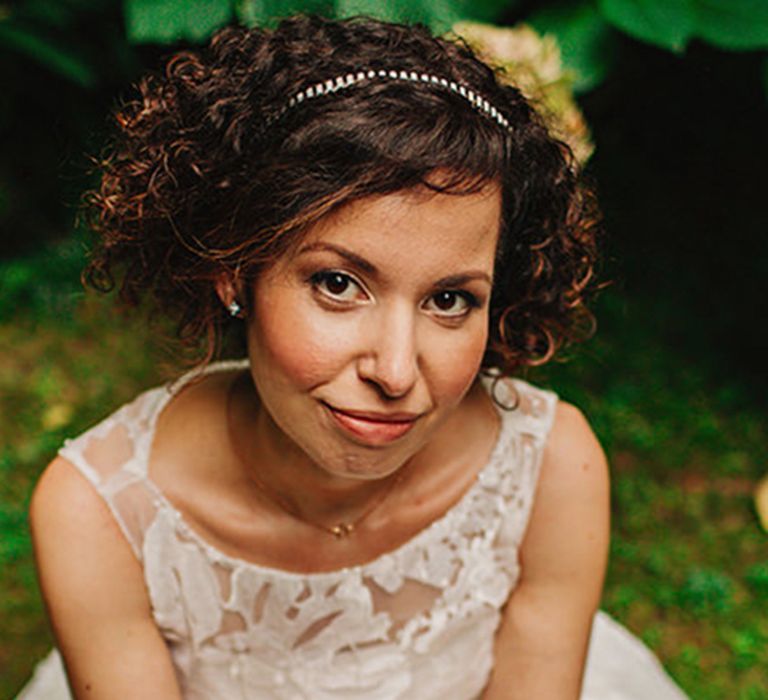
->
[58, 362, 557, 699]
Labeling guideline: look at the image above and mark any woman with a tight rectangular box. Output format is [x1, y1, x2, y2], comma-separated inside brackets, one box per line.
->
[21, 14, 687, 699]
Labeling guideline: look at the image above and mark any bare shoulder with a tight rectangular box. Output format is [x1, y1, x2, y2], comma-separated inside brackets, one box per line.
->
[30, 455, 144, 593]
[519, 399, 610, 585]
[31, 457, 182, 696]
[538, 400, 609, 502]
[31, 456, 119, 542]
[483, 401, 611, 697]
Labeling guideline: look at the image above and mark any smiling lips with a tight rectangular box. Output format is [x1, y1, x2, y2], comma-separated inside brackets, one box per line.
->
[323, 403, 422, 445]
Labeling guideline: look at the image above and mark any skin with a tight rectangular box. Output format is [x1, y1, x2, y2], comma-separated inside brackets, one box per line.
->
[30, 181, 609, 699]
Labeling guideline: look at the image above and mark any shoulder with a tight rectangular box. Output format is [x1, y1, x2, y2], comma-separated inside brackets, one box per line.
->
[541, 401, 608, 489]
[485, 401, 609, 697]
[30, 456, 151, 636]
[535, 400, 610, 533]
[519, 399, 610, 584]
[30, 458, 182, 697]
[31, 456, 103, 531]
[30, 456, 137, 568]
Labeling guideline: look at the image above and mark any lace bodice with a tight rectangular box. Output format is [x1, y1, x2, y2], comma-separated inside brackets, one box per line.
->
[57, 361, 557, 700]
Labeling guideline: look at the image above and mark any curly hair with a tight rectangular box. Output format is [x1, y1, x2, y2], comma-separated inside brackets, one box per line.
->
[85, 14, 600, 376]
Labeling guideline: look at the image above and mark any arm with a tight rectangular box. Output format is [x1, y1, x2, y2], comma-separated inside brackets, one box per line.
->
[30, 457, 182, 699]
[483, 402, 610, 699]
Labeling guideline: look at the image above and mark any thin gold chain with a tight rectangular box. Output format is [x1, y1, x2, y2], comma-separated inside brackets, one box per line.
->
[246, 468, 404, 538]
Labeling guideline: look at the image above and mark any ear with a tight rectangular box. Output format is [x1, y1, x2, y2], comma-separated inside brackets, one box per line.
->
[214, 272, 245, 319]
[214, 273, 237, 309]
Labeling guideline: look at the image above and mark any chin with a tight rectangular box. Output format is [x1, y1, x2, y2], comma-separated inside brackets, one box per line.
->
[313, 438, 419, 481]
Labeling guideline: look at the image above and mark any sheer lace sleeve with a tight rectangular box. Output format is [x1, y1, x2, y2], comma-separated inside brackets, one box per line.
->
[56, 387, 169, 562]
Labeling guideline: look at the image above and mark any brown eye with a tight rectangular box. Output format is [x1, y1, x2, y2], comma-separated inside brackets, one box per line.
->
[310, 271, 365, 302]
[325, 273, 350, 295]
[433, 291, 459, 311]
[424, 290, 477, 318]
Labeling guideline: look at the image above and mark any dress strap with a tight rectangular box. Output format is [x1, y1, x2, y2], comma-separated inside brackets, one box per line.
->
[484, 376, 559, 550]
[56, 360, 251, 562]
[57, 387, 169, 562]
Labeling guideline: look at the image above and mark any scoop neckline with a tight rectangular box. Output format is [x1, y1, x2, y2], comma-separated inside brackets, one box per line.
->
[138, 359, 517, 580]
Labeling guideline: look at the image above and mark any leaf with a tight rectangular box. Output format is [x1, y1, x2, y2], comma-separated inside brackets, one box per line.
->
[755, 473, 768, 532]
[17, 0, 76, 29]
[598, 0, 695, 52]
[0, 21, 96, 87]
[529, 0, 617, 93]
[237, 0, 334, 26]
[693, 0, 768, 50]
[335, 0, 462, 32]
[124, 0, 234, 43]
[238, 0, 513, 30]
[446, 0, 519, 24]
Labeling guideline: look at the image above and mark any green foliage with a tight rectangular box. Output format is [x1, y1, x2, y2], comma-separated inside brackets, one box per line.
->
[124, 0, 234, 43]
[598, 0, 768, 52]
[333, 0, 511, 32]
[745, 562, 768, 598]
[0, 0, 129, 87]
[598, 0, 694, 52]
[528, 0, 617, 93]
[693, 0, 768, 50]
[0, 236, 87, 321]
[0, 502, 29, 566]
[237, 0, 332, 26]
[0, 20, 96, 87]
[678, 568, 736, 612]
[125, 0, 516, 42]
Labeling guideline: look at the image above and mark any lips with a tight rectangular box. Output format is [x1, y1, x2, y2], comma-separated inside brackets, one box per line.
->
[322, 402, 421, 445]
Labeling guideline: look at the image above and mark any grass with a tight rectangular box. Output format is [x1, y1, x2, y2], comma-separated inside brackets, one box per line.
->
[2, 245, 767, 698]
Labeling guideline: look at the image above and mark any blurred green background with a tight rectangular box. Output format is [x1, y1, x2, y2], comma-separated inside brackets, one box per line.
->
[2, 1, 767, 697]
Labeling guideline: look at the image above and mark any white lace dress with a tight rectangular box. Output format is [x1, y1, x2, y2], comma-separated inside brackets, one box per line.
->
[18, 363, 688, 699]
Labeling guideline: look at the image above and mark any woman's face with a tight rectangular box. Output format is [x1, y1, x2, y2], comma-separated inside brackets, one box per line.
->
[245, 182, 501, 481]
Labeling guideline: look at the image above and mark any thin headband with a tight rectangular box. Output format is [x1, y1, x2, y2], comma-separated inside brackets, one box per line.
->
[267, 69, 511, 130]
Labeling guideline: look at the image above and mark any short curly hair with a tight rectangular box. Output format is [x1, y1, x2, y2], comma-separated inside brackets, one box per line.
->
[85, 14, 600, 376]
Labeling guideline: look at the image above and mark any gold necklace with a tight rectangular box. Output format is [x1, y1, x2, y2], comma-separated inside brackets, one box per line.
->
[247, 468, 405, 538]
[227, 373, 406, 538]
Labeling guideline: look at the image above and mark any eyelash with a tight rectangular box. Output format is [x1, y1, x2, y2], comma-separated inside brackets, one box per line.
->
[308, 270, 481, 319]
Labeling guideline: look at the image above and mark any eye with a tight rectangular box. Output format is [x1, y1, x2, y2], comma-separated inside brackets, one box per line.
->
[310, 271, 366, 303]
[424, 290, 478, 318]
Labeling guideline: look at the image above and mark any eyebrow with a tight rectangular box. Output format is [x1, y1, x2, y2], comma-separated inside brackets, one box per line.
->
[297, 242, 492, 286]
[298, 242, 377, 275]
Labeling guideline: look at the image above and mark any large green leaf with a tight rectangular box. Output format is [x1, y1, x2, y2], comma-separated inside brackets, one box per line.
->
[437, 0, 516, 25]
[237, 0, 334, 26]
[598, 0, 695, 52]
[693, 0, 768, 50]
[599, 0, 768, 51]
[335, 0, 460, 31]
[239, 0, 513, 30]
[124, 0, 234, 43]
[0, 21, 96, 86]
[530, 0, 617, 93]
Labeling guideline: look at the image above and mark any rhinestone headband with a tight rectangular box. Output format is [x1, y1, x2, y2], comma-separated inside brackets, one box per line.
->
[268, 69, 511, 130]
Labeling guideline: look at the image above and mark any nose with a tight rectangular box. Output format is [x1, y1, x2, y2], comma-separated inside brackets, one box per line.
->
[356, 302, 419, 399]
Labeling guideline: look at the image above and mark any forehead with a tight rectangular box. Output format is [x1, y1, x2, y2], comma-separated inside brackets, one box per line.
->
[296, 183, 502, 273]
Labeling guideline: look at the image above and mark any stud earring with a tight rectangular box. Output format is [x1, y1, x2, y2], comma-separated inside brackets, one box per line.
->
[227, 300, 242, 317]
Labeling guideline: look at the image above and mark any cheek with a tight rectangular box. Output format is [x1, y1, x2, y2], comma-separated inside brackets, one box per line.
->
[427, 321, 489, 402]
[250, 292, 352, 390]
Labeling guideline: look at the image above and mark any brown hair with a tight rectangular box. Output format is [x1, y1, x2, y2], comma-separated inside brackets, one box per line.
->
[85, 14, 600, 375]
